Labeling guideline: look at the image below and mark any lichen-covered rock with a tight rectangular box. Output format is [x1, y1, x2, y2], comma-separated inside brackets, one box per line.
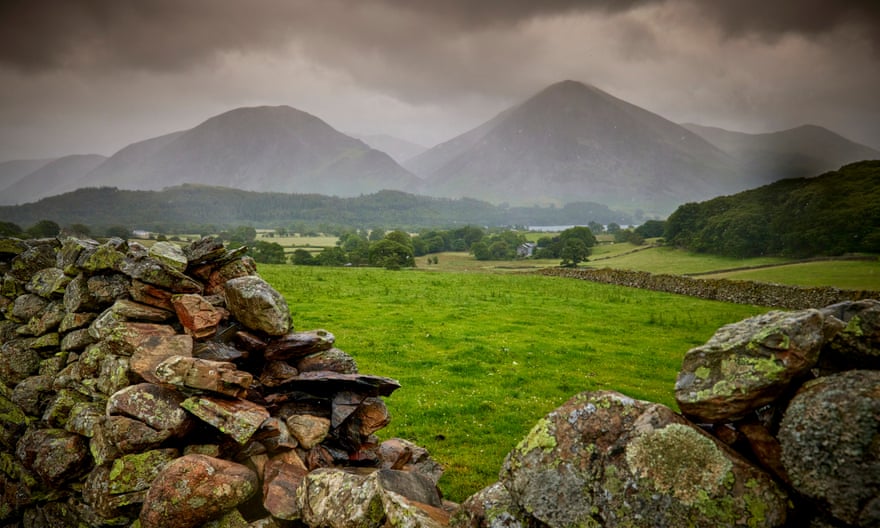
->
[148, 241, 188, 272]
[819, 299, 880, 371]
[223, 276, 290, 336]
[139, 454, 258, 528]
[26, 267, 69, 298]
[451, 481, 536, 528]
[675, 309, 834, 423]
[76, 239, 126, 273]
[286, 414, 330, 449]
[296, 468, 446, 528]
[10, 293, 48, 323]
[23, 300, 65, 336]
[265, 329, 334, 361]
[120, 254, 202, 293]
[153, 356, 252, 397]
[779, 370, 880, 526]
[15, 428, 90, 485]
[0, 393, 28, 450]
[107, 448, 179, 495]
[0, 339, 40, 385]
[181, 395, 270, 444]
[500, 391, 788, 528]
[9, 241, 58, 281]
[298, 347, 358, 374]
[107, 383, 194, 437]
[10, 374, 54, 417]
[379, 438, 445, 485]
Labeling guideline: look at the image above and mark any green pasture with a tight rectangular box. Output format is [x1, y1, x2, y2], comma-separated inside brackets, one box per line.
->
[586, 245, 789, 275]
[259, 264, 767, 502]
[702, 259, 880, 290]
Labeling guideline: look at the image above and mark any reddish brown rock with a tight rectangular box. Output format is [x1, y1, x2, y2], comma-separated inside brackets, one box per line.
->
[129, 279, 175, 311]
[262, 459, 309, 520]
[172, 293, 225, 338]
[738, 421, 789, 484]
[129, 334, 194, 384]
[108, 298, 174, 322]
[140, 454, 258, 528]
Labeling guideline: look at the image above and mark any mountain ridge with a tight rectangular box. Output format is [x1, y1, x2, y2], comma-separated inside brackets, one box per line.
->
[682, 122, 880, 181]
[406, 80, 748, 215]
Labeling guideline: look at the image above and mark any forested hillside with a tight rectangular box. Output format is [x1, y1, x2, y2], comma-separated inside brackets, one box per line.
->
[0, 184, 632, 232]
[665, 161, 880, 258]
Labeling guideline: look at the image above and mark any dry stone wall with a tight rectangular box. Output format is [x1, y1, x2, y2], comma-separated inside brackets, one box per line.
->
[0, 235, 448, 528]
[540, 267, 880, 309]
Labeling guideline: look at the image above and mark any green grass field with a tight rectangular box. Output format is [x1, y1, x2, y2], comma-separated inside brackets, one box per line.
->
[258, 264, 767, 502]
[702, 259, 880, 290]
[585, 245, 789, 274]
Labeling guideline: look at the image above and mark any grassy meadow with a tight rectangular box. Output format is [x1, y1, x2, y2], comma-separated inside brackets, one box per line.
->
[258, 264, 767, 502]
[702, 260, 880, 291]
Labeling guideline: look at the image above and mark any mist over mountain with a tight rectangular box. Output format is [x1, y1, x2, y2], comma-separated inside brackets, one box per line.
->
[406, 80, 748, 215]
[353, 134, 428, 164]
[682, 123, 880, 182]
[2, 82, 877, 217]
[0, 155, 106, 205]
[0, 158, 55, 198]
[67, 106, 420, 200]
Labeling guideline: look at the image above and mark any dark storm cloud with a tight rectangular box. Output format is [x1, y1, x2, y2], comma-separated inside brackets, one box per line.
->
[3, 0, 877, 74]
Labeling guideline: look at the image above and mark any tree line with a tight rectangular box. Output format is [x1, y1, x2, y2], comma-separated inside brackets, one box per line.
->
[664, 161, 880, 258]
[0, 185, 633, 234]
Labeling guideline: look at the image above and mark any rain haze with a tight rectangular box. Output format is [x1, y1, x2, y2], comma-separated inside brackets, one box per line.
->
[1, 0, 879, 162]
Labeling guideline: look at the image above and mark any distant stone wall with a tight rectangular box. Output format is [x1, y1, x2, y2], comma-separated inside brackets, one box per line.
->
[539, 266, 880, 309]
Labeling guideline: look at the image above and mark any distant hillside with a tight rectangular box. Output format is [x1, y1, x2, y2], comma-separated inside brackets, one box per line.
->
[0, 154, 107, 205]
[0, 185, 632, 232]
[683, 123, 880, 182]
[665, 161, 880, 258]
[406, 80, 745, 215]
[70, 106, 423, 197]
[354, 134, 428, 164]
[0, 158, 55, 199]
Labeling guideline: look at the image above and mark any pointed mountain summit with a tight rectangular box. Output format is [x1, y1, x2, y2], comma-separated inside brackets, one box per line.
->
[406, 80, 748, 214]
[76, 105, 422, 197]
[682, 123, 880, 181]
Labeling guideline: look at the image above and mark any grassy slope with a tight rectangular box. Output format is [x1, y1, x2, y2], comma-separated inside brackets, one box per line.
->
[259, 264, 766, 501]
[702, 259, 880, 290]
[586, 245, 788, 274]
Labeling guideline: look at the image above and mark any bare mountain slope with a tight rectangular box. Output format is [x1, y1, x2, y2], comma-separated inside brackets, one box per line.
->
[682, 123, 880, 181]
[406, 80, 745, 214]
[78, 106, 422, 197]
[0, 158, 55, 200]
[0, 154, 107, 205]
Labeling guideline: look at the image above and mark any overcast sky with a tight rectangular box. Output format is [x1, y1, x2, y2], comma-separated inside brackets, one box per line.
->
[2, 0, 879, 162]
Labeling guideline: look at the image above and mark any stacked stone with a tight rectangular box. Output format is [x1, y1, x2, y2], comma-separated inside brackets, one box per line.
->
[454, 301, 879, 528]
[539, 267, 880, 310]
[0, 235, 447, 528]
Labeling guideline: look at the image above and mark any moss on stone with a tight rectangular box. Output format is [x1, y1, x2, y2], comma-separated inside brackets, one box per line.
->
[625, 423, 732, 505]
[515, 416, 557, 457]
